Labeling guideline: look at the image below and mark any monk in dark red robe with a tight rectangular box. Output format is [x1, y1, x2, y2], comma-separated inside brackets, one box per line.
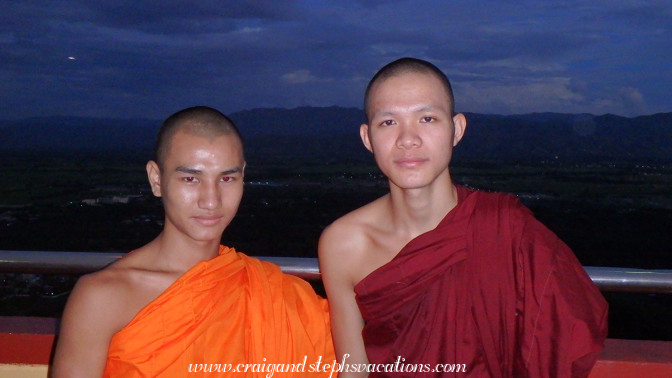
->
[319, 57, 608, 377]
[355, 186, 608, 377]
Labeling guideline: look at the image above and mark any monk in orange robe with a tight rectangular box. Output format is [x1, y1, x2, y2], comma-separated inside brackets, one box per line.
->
[104, 246, 333, 377]
[319, 57, 607, 377]
[53, 106, 335, 377]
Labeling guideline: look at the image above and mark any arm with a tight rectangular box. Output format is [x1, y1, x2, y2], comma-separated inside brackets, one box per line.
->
[513, 205, 608, 377]
[319, 225, 370, 378]
[52, 274, 121, 378]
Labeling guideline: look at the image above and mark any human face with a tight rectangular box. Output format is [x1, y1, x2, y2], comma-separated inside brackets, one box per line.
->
[361, 71, 466, 191]
[146, 130, 245, 244]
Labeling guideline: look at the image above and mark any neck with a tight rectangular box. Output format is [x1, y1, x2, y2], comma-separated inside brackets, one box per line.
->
[149, 230, 221, 274]
[387, 170, 458, 238]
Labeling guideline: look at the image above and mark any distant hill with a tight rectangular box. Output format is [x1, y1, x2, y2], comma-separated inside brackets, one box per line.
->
[458, 112, 672, 162]
[0, 107, 670, 163]
[0, 117, 159, 157]
[231, 106, 365, 137]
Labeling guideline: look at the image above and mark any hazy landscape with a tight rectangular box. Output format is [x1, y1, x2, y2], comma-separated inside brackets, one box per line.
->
[1, 107, 671, 340]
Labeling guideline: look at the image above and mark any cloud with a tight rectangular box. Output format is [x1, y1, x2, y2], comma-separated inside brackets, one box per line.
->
[456, 76, 584, 114]
[605, 0, 672, 29]
[281, 70, 318, 84]
[0, 0, 669, 118]
[69, 0, 301, 33]
[589, 86, 648, 116]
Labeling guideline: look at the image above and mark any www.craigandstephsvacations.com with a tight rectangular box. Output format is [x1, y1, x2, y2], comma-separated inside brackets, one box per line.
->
[188, 355, 467, 377]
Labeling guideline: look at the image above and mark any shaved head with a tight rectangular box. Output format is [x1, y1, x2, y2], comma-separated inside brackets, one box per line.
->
[364, 57, 455, 121]
[154, 106, 243, 168]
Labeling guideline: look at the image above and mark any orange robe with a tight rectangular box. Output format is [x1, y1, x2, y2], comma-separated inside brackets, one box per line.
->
[103, 245, 335, 377]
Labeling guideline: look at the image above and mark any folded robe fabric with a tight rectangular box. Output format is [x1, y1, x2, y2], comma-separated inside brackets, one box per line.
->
[103, 245, 335, 377]
[355, 186, 608, 377]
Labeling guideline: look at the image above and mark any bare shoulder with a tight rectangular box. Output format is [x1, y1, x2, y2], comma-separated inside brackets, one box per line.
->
[66, 262, 138, 333]
[320, 196, 387, 254]
[51, 262, 139, 377]
[62, 245, 165, 336]
[319, 195, 390, 286]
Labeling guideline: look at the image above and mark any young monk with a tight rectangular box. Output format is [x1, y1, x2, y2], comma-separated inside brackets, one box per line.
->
[319, 58, 608, 377]
[53, 106, 334, 377]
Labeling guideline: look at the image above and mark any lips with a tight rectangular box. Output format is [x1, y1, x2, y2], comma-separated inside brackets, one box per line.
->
[193, 216, 224, 226]
[394, 157, 428, 168]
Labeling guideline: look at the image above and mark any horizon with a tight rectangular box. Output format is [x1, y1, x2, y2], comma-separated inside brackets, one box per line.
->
[2, 105, 671, 123]
[1, 107, 669, 164]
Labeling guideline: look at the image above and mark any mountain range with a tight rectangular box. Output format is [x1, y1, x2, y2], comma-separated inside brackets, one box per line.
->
[1, 106, 670, 163]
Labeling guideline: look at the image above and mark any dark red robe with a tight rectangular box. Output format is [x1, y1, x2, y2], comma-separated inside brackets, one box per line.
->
[355, 186, 608, 377]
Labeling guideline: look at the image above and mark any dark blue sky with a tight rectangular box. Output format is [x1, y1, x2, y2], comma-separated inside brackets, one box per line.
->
[1, 0, 670, 120]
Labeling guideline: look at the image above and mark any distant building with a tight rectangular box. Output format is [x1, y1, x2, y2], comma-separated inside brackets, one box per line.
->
[112, 194, 143, 204]
[0, 212, 18, 222]
[81, 195, 143, 206]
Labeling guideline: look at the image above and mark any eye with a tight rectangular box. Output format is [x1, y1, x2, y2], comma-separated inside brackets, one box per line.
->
[379, 119, 396, 127]
[221, 176, 235, 183]
[181, 177, 198, 183]
[420, 116, 436, 123]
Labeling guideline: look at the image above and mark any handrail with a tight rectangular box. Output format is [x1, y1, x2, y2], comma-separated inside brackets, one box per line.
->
[584, 266, 672, 294]
[1, 250, 672, 293]
[0, 250, 321, 281]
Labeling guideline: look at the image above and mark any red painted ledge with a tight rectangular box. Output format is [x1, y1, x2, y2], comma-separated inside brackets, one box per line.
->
[0, 316, 58, 365]
[590, 338, 672, 377]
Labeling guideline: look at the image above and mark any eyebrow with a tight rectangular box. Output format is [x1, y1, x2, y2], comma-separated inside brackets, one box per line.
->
[375, 105, 441, 118]
[175, 166, 243, 175]
[415, 106, 438, 113]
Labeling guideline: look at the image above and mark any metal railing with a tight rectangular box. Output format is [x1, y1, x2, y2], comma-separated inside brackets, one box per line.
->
[1, 250, 672, 293]
[0, 250, 322, 281]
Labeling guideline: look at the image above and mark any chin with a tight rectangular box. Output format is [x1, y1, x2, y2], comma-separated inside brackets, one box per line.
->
[188, 230, 227, 243]
[390, 176, 432, 189]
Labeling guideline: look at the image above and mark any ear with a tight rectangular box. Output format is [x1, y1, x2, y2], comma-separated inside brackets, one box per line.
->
[146, 161, 162, 197]
[360, 123, 373, 153]
[452, 113, 467, 147]
[241, 161, 247, 179]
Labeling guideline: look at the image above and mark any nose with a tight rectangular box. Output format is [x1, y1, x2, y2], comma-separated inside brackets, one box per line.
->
[198, 182, 221, 210]
[396, 123, 421, 149]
